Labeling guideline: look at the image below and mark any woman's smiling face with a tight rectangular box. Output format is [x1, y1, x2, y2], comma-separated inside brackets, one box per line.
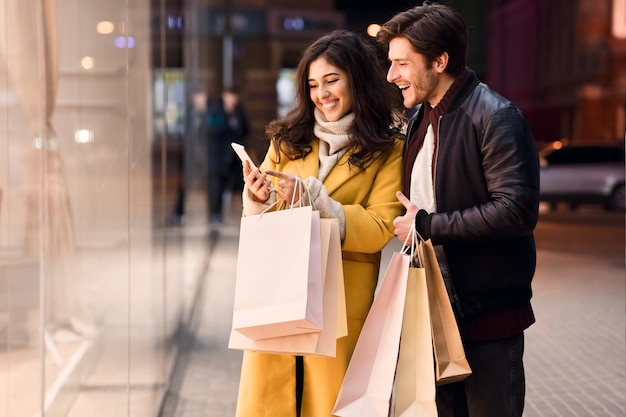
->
[308, 57, 353, 122]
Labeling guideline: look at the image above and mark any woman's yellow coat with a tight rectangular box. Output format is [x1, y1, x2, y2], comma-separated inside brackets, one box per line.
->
[235, 138, 404, 417]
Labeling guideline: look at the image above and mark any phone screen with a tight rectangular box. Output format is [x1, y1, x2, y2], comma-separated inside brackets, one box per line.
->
[231, 142, 258, 171]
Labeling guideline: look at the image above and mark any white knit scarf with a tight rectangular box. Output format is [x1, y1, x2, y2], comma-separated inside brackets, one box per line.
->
[313, 108, 354, 182]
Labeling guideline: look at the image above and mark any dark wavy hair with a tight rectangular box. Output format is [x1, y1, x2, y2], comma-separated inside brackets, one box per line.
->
[266, 29, 404, 170]
[376, 1, 467, 77]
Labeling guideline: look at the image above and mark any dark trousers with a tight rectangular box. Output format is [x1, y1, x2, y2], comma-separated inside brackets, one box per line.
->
[207, 173, 229, 218]
[436, 333, 526, 417]
[173, 184, 185, 217]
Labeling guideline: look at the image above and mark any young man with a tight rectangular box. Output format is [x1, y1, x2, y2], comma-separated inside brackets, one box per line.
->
[377, 2, 540, 416]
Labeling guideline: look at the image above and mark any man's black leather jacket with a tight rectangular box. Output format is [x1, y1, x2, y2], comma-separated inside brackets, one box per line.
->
[406, 69, 540, 317]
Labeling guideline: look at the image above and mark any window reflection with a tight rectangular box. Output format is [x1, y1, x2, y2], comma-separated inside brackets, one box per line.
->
[0, 0, 188, 416]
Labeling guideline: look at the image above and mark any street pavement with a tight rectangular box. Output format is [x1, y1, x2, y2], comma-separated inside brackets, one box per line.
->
[160, 207, 626, 417]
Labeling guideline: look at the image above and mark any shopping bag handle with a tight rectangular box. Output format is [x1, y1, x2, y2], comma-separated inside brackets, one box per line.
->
[401, 224, 417, 255]
[401, 223, 424, 267]
[288, 176, 317, 210]
[259, 176, 316, 217]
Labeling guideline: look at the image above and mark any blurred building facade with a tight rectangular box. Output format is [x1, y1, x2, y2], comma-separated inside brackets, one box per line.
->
[161, 0, 346, 164]
[487, 0, 626, 144]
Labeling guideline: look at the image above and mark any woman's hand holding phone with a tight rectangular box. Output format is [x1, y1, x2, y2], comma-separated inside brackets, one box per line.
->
[243, 161, 272, 202]
[232, 143, 272, 202]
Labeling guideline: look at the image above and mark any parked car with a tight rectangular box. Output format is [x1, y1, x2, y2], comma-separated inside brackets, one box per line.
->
[539, 142, 625, 211]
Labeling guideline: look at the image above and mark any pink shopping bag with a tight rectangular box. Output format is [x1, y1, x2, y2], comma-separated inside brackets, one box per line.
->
[332, 251, 410, 417]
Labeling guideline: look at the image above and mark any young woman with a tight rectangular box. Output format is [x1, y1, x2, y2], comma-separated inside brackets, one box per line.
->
[234, 30, 406, 416]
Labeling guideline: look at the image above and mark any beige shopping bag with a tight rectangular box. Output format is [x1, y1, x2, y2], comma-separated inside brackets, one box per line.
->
[327, 219, 348, 339]
[419, 240, 471, 385]
[231, 205, 324, 340]
[332, 251, 410, 417]
[228, 219, 346, 357]
[394, 265, 438, 417]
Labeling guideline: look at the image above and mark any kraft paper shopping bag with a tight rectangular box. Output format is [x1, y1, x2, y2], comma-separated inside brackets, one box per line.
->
[228, 219, 345, 357]
[419, 240, 471, 385]
[332, 251, 410, 417]
[394, 265, 438, 417]
[231, 205, 324, 340]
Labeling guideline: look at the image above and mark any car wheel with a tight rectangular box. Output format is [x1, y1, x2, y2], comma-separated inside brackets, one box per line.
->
[608, 184, 625, 211]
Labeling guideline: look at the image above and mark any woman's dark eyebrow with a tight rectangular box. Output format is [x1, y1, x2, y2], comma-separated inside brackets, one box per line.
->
[308, 72, 341, 82]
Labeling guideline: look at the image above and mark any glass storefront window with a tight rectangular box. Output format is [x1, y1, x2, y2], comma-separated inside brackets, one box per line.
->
[0, 1, 201, 416]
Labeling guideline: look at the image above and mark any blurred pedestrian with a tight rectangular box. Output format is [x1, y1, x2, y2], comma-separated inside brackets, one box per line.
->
[206, 86, 249, 224]
[169, 90, 208, 226]
[235, 29, 405, 416]
[377, 2, 540, 416]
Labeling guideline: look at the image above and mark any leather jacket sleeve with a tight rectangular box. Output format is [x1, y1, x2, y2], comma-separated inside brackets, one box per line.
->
[428, 101, 540, 244]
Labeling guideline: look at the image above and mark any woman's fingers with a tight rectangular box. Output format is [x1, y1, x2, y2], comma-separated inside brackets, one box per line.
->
[260, 170, 303, 204]
[264, 169, 287, 179]
[265, 170, 296, 200]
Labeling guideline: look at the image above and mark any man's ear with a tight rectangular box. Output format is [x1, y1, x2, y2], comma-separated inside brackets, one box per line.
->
[434, 52, 449, 74]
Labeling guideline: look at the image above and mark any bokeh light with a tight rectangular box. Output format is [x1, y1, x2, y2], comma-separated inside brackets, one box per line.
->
[81, 56, 94, 69]
[367, 23, 381, 37]
[96, 21, 114, 34]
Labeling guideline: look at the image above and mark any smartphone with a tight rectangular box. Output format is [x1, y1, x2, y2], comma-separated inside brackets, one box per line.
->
[231, 142, 258, 171]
